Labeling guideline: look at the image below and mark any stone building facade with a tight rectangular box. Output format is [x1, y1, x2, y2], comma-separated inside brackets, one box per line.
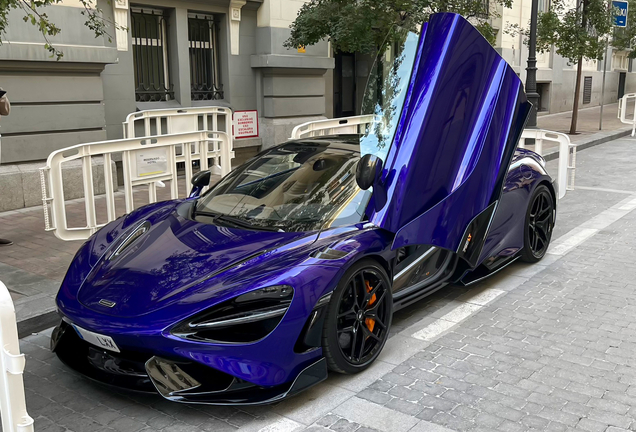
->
[493, 0, 636, 113]
[0, 0, 333, 167]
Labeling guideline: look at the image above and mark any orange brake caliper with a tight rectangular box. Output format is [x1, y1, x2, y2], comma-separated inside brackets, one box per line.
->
[364, 280, 376, 332]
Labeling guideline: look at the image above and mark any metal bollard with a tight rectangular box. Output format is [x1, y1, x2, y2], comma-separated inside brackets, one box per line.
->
[0, 281, 34, 432]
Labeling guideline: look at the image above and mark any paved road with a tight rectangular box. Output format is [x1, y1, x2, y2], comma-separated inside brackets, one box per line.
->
[15, 135, 636, 432]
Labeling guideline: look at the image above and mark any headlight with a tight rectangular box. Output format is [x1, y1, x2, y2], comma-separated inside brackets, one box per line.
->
[171, 285, 294, 343]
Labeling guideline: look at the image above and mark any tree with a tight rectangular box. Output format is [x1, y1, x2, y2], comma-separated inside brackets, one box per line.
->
[283, 0, 511, 56]
[532, 0, 613, 134]
[0, 0, 121, 59]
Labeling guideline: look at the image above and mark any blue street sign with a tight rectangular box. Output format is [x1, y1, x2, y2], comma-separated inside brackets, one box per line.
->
[613, 0, 629, 27]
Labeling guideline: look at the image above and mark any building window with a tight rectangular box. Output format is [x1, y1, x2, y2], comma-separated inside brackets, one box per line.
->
[188, 13, 223, 101]
[538, 0, 550, 12]
[131, 8, 174, 102]
[613, 52, 629, 70]
[477, 0, 489, 18]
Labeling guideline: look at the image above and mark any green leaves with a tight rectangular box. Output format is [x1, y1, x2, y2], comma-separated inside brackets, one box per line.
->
[610, 0, 636, 57]
[0, 0, 124, 60]
[284, 0, 504, 54]
[534, 0, 614, 64]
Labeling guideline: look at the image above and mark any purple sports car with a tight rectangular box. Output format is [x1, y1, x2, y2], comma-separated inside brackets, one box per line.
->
[51, 13, 556, 405]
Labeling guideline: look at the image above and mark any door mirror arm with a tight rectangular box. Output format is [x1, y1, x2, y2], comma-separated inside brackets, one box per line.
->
[189, 170, 212, 198]
[356, 154, 383, 190]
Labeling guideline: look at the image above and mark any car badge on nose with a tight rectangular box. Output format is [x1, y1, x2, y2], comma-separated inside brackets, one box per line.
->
[99, 299, 116, 308]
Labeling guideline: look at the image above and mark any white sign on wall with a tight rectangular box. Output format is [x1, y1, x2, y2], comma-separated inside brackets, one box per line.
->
[233, 110, 259, 139]
[136, 148, 168, 177]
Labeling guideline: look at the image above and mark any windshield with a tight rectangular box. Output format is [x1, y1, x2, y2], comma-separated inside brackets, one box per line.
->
[195, 29, 420, 233]
[195, 139, 371, 232]
[359, 29, 421, 161]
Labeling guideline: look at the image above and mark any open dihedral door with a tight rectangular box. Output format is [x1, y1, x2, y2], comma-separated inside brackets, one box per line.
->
[368, 13, 532, 268]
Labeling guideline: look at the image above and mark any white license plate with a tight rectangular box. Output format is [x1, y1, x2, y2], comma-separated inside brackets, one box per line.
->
[72, 325, 120, 353]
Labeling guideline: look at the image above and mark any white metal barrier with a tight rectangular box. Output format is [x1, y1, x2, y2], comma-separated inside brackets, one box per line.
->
[618, 93, 636, 136]
[123, 106, 232, 140]
[290, 114, 377, 139]
[0, 281, 34, 432]
[291, 116, 575, 200]
[40, 130, 233, 241]
[124, 106, 233, 178]
[519, 129, 575, 199]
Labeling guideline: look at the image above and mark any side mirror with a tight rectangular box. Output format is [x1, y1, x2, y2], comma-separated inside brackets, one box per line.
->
[189, 170, 211, 198]
[356, 154, 383, 190]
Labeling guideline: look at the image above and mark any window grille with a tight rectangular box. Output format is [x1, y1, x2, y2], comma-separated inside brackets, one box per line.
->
[188, 14, 224, 101]
[131, 8, 174, 102]
[583, 76, 592, 104]
[477, 0, 490, 18]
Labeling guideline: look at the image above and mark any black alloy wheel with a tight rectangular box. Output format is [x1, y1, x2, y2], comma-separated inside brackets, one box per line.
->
[521, 184, 555, 263]
[322, 259, 393, 374]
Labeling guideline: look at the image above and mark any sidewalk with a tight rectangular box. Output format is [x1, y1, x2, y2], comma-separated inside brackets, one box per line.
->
[0, 103, 631, 336]
[536, 102, 633, 158]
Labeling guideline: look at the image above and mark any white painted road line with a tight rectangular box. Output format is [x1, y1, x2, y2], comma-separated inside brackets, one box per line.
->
[272, 382, 354, 425]
[549, 194, 636, 256]
[411, 318, 456, 341]
[256, 418, 304, 432]
[618, 196, 636, 211]
[411, 289, 505, 341]
[547, 227, 598, 256]
[333, 397, 419, 432]
[460, 287, 505, 306]
[240, 414, 304, 432]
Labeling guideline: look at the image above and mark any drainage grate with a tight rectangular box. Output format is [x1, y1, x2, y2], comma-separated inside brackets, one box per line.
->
[583, 76, 592, 104]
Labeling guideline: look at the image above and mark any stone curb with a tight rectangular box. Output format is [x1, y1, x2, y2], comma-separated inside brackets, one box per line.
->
[18, 310, 59, 339]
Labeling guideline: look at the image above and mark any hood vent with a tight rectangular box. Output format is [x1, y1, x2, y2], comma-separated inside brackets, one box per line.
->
[109, 221, 151, 261]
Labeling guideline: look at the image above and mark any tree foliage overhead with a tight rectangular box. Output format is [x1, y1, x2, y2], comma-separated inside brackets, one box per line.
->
[0, 0, 123, 59]
[507, 0, 636, 61]
[284, 0, 512, 54]
[532, 0, 613, 64]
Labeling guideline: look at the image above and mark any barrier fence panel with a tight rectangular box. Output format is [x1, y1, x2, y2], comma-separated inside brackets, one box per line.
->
[618, 93, 636, 136]
[0, 281, 34, 432]
[40, 131, 233, 241]
[291, 116, 574, 200]
[519, 129, 575, 199]
[123, 106, 233, 178]
[290, 115, 377, 139]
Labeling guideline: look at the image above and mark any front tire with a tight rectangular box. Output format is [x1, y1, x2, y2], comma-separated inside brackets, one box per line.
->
[322, 259, 393, 374]
[520, 184, 555, 263]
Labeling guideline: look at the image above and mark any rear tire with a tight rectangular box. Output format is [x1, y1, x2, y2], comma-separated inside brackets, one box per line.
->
[322, 259, 393, 374]
[520, 184, 555, 263]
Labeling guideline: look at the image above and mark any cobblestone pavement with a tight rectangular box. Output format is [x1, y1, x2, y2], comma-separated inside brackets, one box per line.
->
[10, 135, 636, 432]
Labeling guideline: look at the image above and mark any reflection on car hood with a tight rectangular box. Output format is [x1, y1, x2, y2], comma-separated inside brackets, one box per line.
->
[77, 211, 312, 317]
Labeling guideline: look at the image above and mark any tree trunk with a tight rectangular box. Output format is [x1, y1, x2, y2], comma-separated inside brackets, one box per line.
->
[570, 56, 583, 135]
[570, 0, 589, 135]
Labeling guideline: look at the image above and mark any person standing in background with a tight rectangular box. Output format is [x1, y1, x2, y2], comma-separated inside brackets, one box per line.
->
[0, 89, 12, 246]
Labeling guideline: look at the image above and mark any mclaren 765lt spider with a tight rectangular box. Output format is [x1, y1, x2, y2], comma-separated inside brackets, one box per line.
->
[51, 13, 557, 405]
